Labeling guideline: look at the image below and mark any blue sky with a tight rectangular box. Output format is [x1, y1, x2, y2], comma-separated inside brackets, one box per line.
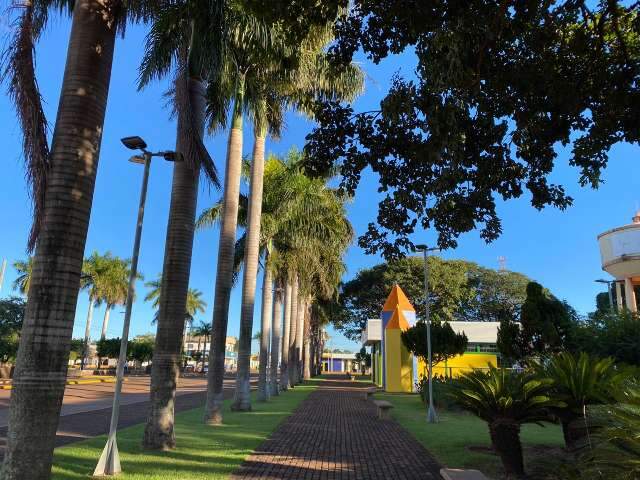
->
[0, 17, 638, 352]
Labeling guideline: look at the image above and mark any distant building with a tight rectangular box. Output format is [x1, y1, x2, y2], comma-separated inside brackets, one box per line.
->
[183, 335, 238, 371]
[363, 318, 501, 386]
[321, 352, 356, 373]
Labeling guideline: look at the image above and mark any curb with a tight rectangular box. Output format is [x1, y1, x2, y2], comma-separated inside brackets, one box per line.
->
[0, 377, 121, 390]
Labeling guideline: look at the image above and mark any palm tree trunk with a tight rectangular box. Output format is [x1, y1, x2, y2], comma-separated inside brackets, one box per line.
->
[269, 279, 282, 396]
[233, 127, 267, 411]
[142, 75, 205, 450]
[1, 0, 116, 476]
[100, 304, 111, 340]
[81, 296, 95, 370]
[204, 75, 245, 425]
[257, 254, 273, 402]
[294, 295, 305, 383]
[489, 421, 525, 477]
[288, 275, 299, 387]
[280, 280, 292, 390]
[303, 302, 311, 380]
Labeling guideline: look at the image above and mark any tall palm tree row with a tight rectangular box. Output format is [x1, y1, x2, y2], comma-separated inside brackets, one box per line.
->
[1, 0, 154, 472]
[197, 150, 354, 399]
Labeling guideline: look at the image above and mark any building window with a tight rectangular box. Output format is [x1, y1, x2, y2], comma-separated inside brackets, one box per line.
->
[466, 343, 497, 353]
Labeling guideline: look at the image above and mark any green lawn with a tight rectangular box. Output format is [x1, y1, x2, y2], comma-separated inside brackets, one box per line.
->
[377, 392, 565, 479]
[52, 383, 316, 480]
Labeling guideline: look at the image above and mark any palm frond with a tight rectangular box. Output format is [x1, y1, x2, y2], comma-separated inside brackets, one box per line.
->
[2, 1, 50, 251]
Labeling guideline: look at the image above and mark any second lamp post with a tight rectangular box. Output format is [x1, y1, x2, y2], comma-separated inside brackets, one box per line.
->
[414, 243, 439, 424]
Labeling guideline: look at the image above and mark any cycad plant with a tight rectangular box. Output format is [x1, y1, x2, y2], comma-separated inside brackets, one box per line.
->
[592, 383, 640, 479]
[452, 366, 563, 477]
[534, 351, 631, 451]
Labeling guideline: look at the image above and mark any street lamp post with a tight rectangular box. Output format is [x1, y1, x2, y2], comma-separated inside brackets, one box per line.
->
[414, 244, 439, 424]
[595, 278, 616, 312]
[94, 136, 180, 476]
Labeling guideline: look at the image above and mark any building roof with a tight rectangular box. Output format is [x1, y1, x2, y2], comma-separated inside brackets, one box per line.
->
[448, 321, 500, 344]
[362, 319, 501, 345]
[322, 352, 356, 360]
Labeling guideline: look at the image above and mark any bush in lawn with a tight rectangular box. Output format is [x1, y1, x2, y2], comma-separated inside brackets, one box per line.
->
[451, 365, 563, 478]
[416, 375, 461, 411]
[534, 352, 632, 452]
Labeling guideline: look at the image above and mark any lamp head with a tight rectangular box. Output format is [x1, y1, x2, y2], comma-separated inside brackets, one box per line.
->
[121, 136, 147, 151]
[162, 151, 183, 162]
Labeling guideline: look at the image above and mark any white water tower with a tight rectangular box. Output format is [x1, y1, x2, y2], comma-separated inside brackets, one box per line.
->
[598, 210, 640, 312]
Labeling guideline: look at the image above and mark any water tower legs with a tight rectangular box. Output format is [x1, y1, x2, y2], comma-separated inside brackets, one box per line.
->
[624, 278, 638, 313]
[615, 282, 624, 310]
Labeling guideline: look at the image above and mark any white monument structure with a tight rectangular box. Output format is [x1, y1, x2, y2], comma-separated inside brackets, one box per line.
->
[598, 210, 640, 312]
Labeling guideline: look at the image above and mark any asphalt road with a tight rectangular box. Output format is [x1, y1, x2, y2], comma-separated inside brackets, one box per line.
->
[0, 374, 253, 459]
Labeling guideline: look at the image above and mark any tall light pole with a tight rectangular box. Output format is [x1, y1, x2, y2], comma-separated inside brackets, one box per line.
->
[94, 136, 181, 477]
[414, 244, 439, 424]
[0, 259, 7, 294]
[595, 279, 616, 311]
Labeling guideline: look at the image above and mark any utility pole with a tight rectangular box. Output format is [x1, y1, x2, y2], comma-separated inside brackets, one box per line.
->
[0, 259, 7, 294]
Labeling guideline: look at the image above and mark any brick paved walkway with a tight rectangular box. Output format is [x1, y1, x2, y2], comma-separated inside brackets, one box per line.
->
[231, 380, 441, 480]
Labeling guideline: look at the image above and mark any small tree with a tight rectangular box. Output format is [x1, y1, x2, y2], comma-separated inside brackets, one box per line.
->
[0, 297, 25, 363]
[497, 282, 575, 362]
[96, 338, 121, 360]
[354, 347, 371, 374]
[68, 339, 85, 364]
[128, 339, 154, 365]
[402, 320, 468, 372]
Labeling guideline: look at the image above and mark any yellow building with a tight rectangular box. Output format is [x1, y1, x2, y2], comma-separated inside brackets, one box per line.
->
[364, 296, 500, 388]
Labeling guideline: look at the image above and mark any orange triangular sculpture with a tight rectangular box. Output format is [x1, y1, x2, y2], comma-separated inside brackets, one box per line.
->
[385, 305, 410, 331]
[382, 284, 415, 312]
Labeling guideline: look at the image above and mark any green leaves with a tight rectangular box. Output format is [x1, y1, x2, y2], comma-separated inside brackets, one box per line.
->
[305, 1, 640, 258]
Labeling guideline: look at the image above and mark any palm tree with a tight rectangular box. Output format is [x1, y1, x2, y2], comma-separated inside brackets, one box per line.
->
[269, 279, 283, 396]
[144, 274, 207, 325]
[534, 352, 631, 451]
[98, 256, 135, 340]
[138, 0, 223, 450]
[79, 252, 107, 369]
[192, 321, 213, 359]
[198, 148, 354, 398]
[452, 366, 564, 477]
[2, 0, 152, 473]
[11, 257, 33, 296]
[203, 4, 292, 423]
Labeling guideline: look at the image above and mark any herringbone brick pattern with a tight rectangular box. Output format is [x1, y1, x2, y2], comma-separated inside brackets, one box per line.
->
[231, 380, 441, 479]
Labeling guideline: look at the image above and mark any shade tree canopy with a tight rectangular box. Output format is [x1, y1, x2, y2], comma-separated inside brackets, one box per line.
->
[304, 1, 640, 258]
[332, 256, 536, 341]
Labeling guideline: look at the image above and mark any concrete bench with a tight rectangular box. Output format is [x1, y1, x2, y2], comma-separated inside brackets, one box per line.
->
[363, 387, 377, 401]
[440, 468, 489, 480]
[372, 400, 394, 420]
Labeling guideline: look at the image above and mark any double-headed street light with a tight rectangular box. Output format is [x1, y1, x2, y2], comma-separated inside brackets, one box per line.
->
[94, 136, 181, 477]
[414, 243, 439, 424]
